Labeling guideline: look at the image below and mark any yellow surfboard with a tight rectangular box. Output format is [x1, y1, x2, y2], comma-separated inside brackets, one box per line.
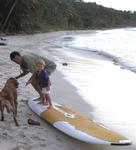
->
[28, 98, 131, 145]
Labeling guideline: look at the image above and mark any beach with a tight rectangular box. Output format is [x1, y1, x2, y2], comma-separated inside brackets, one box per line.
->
[0, 31, 135, 150]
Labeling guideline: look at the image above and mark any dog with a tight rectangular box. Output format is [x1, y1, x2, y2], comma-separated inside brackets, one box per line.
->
[0, 78, 19, 126]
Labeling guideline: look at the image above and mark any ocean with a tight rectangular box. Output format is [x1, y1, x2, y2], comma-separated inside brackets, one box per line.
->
[59, 28, 136, 72]
[50, 28, 136, 146]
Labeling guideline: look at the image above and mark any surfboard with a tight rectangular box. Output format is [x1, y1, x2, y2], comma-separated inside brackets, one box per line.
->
[28, 98, 131, 145]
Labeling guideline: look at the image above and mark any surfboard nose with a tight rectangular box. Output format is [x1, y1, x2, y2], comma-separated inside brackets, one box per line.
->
[111, 139, 132, 145]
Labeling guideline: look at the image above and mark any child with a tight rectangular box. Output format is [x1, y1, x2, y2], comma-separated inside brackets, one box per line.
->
[26, 59, 53, 109]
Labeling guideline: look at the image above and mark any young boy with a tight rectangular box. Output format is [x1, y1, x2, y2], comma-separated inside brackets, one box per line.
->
[26, 59, 53, 109]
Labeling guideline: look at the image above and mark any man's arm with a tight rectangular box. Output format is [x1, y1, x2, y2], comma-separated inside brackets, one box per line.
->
[15, 72, 28, 79]
[26, 72, 37, 86]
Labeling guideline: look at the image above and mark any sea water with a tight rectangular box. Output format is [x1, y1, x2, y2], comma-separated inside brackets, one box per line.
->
[51, 28, 136, 146]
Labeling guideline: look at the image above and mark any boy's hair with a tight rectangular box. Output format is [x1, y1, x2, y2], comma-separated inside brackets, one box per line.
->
[10, 51, 21, 60]
[36, 59, 45, 66]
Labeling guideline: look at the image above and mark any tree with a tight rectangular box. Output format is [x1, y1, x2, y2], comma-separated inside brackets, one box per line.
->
[0, 0, 136, 33]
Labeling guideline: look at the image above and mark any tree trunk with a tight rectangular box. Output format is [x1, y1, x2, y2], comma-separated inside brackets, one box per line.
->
[1, 0, 16, 31]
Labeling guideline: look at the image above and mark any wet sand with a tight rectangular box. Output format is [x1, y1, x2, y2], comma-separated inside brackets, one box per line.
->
[0, 31, 135, 150]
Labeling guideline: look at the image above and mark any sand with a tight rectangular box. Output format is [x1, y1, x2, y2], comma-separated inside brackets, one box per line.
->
[0, 31, 135, 150]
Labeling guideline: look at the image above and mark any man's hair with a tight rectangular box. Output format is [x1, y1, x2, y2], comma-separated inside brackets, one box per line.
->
[10, 51, 21, 60]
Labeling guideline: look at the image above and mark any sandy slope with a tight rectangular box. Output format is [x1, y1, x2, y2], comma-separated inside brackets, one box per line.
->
[0, 32, 135, 150]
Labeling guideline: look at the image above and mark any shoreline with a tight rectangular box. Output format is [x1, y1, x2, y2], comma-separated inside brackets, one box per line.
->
[0, 30, 135, 150]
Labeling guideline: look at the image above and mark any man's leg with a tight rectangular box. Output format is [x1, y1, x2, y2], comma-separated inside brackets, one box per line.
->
[31, 78, 41, 96]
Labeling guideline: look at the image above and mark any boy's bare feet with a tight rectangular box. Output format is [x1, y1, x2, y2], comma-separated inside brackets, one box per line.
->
[43, 100, 48, 105]
[47, 105, 53, 109]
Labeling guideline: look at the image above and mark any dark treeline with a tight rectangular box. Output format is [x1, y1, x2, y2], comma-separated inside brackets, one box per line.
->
[0, 0, 136, 33]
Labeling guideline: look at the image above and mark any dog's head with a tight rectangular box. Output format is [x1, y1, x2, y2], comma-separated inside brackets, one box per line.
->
[7, 78, 19, 88]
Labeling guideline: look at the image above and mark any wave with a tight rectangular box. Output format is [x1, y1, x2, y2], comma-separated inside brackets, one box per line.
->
[52, 32, 136, 74]
[64, 45, 136, 73]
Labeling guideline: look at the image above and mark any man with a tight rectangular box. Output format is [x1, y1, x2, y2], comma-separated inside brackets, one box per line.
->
[10, 51, 56, 95]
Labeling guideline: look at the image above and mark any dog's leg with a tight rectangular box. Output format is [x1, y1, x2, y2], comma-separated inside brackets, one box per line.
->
[0, 101, 4, 121]
[1, 106, 4, 121]
[1, 113, 4, 121]
[1, 112, 4, 121]
[12, 107, 19, 126]
[13, 109, 19, 126]
[13, 116, 19, 126]
[10, 99, 19, 126]
[14, 100, 18, 116]
[13, 101, 19, 126]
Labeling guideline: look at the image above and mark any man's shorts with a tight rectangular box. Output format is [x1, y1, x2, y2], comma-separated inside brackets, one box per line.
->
[41, 87, 50, 94]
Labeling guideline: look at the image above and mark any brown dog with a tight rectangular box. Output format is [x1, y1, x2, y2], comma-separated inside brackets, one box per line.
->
[0, 78, 19, 126]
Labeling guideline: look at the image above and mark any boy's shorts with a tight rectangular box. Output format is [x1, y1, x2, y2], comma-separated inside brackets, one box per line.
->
[41, 87, 50, 94]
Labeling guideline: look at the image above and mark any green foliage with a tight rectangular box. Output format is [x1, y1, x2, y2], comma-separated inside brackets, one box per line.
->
[0, 0, 136, 33]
